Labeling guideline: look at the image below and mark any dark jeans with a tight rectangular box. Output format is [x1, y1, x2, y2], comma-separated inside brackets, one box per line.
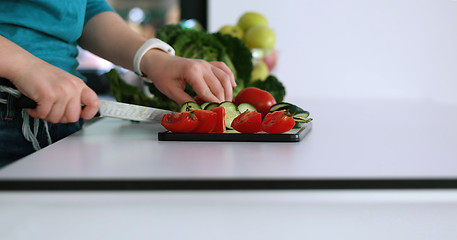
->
[0, 89, 83, 168]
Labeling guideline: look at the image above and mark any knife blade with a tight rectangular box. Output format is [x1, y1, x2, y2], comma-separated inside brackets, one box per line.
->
[97, 100, 172, 122]
[15, 95, 173, 123]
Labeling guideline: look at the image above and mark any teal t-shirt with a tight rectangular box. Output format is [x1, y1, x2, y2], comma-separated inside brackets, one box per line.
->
[0, 0, 113, 79]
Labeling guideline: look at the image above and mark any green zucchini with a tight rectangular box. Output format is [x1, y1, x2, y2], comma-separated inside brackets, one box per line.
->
[270, 102, 306, 115]
[218, 101, 240, 129]
[270, 102, 312, 123]
[203, 102, 219, 110]
[237, 103, 257, 113]
[293, 112, 311, 123]
[200, 102, 210, 109]
[269, 103, 291, 112]
[179, 101, 201, 112]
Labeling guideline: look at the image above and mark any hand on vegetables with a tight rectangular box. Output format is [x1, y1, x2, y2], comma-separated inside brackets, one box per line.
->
[140, 50, 236, 104]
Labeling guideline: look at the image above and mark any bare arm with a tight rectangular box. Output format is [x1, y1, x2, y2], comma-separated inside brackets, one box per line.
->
[78, 11, 144, 71]
[79, 12, 236, 104]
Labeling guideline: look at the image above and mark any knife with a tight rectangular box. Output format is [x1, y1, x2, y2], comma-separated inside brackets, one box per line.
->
[15, 95, 173, 123]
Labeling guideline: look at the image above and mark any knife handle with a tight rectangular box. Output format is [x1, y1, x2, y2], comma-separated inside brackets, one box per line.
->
[15, 95, 37, 109]
[15, 95, 101, 118]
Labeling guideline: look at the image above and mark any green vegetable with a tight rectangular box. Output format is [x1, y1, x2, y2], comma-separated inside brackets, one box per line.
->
[133, 24, 255, 109]
[203, 102, 219, 110]
[248, 75, 286, 103]
[270, 102, 313, 128]
[237, 103, 257, 113]
[105, 69, 179, 111]
[107, 24, 288, 112]
[212, 32, 253, 95]
[218, 101, 240, 129]
[156, 25, 253, 95]
[179, 101, 201, 112]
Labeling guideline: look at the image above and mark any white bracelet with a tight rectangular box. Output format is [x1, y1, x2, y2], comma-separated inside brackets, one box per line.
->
[133, 38, 175, 78]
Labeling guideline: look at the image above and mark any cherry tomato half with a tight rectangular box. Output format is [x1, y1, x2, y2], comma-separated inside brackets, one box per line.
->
[161, 112, 199, 133]
[231, 110, 262, 133]
[234, 87, 276, 117]
[210, 106, 226, 133]
[192, 110, 217, 133]
[261, 110, 295, 134]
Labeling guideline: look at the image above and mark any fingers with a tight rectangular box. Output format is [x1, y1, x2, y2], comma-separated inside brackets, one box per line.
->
[188, 73, 223, 103]
[64, 95, 84, 122]
[210, 63, 235, 101]
[26, 93, 54, 121]
[11, 57, 99, 124]
[210, 61, 236, 88]
[183, 60, 235, 103]
[26, 83, 99, 123]
[140, 54, 235, 106]
[167, 89, 195, 106]
[80, 87, 100, 120]
[44, 98, 68, 123]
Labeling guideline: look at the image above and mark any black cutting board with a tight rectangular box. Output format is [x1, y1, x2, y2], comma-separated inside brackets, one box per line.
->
[158, 122, 312, 142]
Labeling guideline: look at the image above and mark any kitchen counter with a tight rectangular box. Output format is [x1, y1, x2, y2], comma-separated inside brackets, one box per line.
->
[1, 98, 457, 240]
[1, 98, 457, 190]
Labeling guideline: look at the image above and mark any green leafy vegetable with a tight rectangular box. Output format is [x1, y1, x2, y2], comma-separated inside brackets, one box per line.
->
[248, 75, 286, 102]
[107, 24, 287, 111]
[155, 25, 253, 93]
[106, 69, 179, 111]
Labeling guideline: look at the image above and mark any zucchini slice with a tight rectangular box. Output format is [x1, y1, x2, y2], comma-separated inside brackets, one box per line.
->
[200, 102, 210, 109]
[270, 102, 312, 123]
[203, 102, 219, 110]
[219, 101, 240, 129]
[270, 102, 307, 115]
[179, 101, 201, 112]
[269, 103, 291, 112]
[237, 103, 257, 113]
[292, 112, 310, 122]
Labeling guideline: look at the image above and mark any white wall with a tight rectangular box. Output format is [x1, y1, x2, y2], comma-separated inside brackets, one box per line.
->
[208, 0, 457, 104]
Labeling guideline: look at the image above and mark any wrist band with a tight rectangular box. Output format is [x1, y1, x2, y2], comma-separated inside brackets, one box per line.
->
[133, 38, 175, 78]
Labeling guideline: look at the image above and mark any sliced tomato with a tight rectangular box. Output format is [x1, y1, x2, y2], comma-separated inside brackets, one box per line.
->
[192, 110, 217, 133]
[261, 110, 295, 134]
[161, 112, 199, 133]
[234, 87, 276, 118]
[231, 110, 262, 133]
[210, 106, 226, 133]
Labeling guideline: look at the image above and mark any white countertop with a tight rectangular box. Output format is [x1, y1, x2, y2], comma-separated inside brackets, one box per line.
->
[1, 98, 457, 240]
[1, 98, 457, 181]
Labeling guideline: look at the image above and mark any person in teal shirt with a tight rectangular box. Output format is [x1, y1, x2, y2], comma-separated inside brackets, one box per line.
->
[0, 0, 236, 166]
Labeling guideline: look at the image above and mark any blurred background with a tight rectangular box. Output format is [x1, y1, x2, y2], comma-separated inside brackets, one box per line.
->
[208, 0, 457, 105]
[79, 0, 457, 105]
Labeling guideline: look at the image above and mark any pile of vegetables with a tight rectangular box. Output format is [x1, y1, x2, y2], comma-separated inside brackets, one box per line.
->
[106, 24, 286, 112]
[162, 87, 312, 134]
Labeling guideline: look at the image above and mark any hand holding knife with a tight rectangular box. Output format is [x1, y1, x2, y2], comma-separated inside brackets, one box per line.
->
[15, 95, 173, 123]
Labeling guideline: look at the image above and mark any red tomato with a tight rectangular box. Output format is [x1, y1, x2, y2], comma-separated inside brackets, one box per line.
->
[261, 111, 295, 134]
[192, 110, 217, 133]
[210, 106, 226, 133]
[161, 112, 199, 133]
[234, 87, 276, 117]
[231, 110, 262, 133]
